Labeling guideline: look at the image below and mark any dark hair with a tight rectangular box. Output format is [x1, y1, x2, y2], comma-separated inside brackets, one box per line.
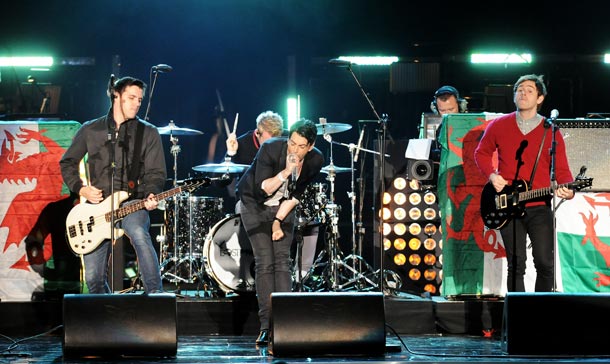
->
[289, 118, 317, 145]
[513, 74, 547, 97]
[113, 76, 147, 95]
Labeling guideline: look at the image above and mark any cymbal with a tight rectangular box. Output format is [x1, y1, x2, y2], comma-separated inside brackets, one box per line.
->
[157, 123, 203, 135]
[315, 122, 352, 135]
[320, 164, 352, 174]
[192, 161, 249, 174]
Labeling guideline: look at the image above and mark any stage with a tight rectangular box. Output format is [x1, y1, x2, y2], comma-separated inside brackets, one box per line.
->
[2, 292, 609, 363]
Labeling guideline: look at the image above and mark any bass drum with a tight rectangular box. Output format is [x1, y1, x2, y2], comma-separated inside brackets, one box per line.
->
[202, 214, 255, 294]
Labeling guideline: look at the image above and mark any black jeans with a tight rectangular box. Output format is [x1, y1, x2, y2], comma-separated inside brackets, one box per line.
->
[239, 202, 295, 330]
[500, 205, 554, 292]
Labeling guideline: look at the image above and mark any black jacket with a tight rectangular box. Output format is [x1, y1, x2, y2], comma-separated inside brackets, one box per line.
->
[236, 137, 323, 207]
[59, 115, 167, 200]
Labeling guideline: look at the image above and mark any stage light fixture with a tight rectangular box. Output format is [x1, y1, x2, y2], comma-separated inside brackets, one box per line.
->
[0, 56, 54, 67]
[286, 96, 300, 128]
[470, 53, 532, 64]
[378, 174, 443, 295]
[335, 56, 398, 66]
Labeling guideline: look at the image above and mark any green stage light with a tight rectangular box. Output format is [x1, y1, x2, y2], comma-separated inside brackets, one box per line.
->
[470, 53, 532, 64]
[0, 56, 54, 67]
[605, 54, 610, 63]
[286, 96, 300, 128]
[336, 56, 398, 66]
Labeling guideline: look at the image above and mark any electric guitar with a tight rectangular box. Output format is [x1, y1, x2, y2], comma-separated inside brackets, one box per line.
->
[66, 177, 211, 255]
[480, 177, 593, 229]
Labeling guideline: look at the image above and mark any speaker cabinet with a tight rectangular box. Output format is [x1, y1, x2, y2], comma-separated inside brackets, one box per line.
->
[269, 292, 386, 357]
[560, 120, 610, 191]
[502, 292, 610, 355]
[63, 293, 177, 358]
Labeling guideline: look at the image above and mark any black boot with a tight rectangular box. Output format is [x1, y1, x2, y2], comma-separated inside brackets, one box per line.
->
[256, 329, 269, 345]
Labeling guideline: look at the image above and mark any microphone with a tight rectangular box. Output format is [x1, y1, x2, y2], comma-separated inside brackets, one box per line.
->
[515, 139, 528, 161]
[152, 64, 173, 73]
[328, 58, 352, 67]
[354, 127, 365, 163]
[107, 74, 116, 100]
[288, 153, 298, 183]
[551, 109, 559, 119]
[545, 109, 559, 128]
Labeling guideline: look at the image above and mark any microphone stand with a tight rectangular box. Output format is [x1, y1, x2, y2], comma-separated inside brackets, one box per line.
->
[339, 62, 389, 294]
[144, 67, 161, 121]
[109, 126, 117, 293]
[548, 121, 559, 292]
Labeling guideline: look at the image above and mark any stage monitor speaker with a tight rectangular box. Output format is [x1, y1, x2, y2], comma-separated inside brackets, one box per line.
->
[559, 119, 610, 191]
[502, 292, 610, 355]
[62, 293, 177, 358]
[269, 292, 386, 357]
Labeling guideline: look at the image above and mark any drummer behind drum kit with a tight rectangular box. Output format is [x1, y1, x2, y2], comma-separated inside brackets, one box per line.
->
[154, 120, 254, 295]
[153, 119, 381, 296]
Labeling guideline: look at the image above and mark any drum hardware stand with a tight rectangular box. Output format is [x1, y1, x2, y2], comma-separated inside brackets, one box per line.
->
[299, 134, 377, 291]
[158, 131, 201, 288]
[293, 201, 327, 292]
[322, 132, 383, 291]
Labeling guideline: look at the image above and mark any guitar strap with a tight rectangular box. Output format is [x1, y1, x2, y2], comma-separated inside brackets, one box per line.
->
[127, 121, 145, 195]
[527, 127, 549, 187]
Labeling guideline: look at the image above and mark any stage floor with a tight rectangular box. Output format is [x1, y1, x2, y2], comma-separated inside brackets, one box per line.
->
[1, 292, 608, 363]
[3, 333, 610, 363]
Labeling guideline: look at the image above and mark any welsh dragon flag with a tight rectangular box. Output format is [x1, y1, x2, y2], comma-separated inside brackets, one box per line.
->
[437, 113, 610, 296]
[0, 121, 81, 301]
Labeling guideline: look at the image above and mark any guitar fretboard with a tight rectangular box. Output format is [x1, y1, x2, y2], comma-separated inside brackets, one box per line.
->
[103, 182, 203, 222]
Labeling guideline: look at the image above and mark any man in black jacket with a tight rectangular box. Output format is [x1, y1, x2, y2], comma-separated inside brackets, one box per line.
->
[236, 119, 323, 345]
[59, 76, 166, 294]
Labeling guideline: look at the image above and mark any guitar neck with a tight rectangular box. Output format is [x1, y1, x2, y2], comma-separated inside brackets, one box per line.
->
[109, 185, 185, 220]
[517, 182, 571, 203]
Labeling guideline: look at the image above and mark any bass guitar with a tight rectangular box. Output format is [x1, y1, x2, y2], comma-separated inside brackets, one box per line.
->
[480, 177, 593, 229]
[66, 177, 211, 255]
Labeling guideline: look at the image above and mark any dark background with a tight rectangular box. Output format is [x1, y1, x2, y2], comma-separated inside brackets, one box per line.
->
[2, 0, 609, 275]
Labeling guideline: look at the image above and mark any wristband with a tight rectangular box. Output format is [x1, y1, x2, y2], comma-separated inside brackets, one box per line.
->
[277, 172, 287, 182]
[274, 217, 284, 223]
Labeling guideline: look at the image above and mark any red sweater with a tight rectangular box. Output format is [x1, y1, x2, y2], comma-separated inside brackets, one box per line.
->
[474, 112, 574, 206]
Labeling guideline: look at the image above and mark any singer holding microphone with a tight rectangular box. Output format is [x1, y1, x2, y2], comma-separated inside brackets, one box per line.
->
[236, 119, 323, 345]
[474, 74, 574, 292]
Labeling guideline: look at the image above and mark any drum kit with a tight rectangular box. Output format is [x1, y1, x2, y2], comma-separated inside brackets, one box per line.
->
[153, 119, 381, 296]
[154, 121, 253, 295]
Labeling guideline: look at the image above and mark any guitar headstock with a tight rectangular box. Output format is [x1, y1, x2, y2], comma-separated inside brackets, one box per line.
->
[180, 177, 211, 192]
[573, 177, 593, 191]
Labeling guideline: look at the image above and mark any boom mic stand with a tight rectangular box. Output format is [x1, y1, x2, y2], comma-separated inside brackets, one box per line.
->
[330, 59, 390, 294]
[144, 63, 173, 121]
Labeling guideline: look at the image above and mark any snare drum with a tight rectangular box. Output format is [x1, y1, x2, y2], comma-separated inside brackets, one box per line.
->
[202, 214, 255, 293]
[164, 195, 224, 258]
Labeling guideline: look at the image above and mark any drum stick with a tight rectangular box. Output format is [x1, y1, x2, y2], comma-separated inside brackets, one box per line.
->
[232, 113, 239, 134]
[222, 117, 231, 136]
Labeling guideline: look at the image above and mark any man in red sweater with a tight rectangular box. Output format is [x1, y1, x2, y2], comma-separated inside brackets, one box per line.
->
[474, 74, 575, 292]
